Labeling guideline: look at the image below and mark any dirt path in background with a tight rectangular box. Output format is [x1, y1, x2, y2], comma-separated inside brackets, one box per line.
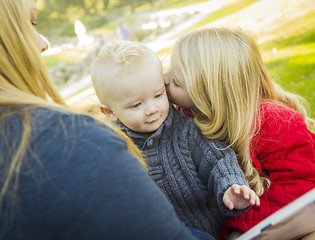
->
[70, 0, 315, 118]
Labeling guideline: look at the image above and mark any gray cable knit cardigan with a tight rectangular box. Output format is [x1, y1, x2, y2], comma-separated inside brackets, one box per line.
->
[120, 104, 250, 239]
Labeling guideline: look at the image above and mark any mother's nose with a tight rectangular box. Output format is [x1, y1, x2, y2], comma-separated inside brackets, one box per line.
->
[38, 34, 49, 53]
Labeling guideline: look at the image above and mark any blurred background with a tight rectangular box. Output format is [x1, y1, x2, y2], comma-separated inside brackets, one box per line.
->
[36, 0, 315, 120]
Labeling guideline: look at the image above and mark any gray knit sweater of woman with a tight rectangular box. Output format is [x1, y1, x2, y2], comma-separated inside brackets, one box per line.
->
[120, 104, 249, 239]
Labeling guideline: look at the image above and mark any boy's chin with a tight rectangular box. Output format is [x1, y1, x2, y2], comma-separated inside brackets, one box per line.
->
[139, 131, 155, 138]
[139, 126, 161, 138]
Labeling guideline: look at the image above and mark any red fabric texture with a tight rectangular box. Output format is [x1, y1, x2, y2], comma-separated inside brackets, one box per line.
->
[176, 105, 196, 118]
[220, 101, 315, 239]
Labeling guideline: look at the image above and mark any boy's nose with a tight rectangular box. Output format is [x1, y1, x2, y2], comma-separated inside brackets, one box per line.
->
[146, 103, 158, 116]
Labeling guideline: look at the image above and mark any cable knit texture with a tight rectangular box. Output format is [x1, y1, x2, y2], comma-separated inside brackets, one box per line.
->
[121, 104, 250, 239]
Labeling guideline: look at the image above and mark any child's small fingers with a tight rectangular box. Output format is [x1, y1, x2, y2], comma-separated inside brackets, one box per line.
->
[255, 195, 260, 206]
[227, 200, 234, 210]
[249, 190, 258, 205]
[223, 196, 234, 210]
[256, 199, 260, 206]
[240, 185, 250, 200]
[231, 184, 241, 194]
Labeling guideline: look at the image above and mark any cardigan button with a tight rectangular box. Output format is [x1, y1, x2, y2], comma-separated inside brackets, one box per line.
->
[147, 139, 153, 146]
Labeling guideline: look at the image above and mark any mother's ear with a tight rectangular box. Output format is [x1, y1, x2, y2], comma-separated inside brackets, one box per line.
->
[100, 104, 118, 122]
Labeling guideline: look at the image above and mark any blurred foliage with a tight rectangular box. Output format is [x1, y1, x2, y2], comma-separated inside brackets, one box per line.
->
[43, 54, 78, 67]
[36, 0, 158, 37]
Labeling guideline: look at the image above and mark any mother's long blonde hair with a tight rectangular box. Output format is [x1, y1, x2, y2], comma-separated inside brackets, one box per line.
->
[171, 28, 313, 196]
[0, 0, 146, 211]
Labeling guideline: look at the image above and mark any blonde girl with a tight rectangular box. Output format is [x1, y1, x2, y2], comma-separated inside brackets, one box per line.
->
[164, 27, 315, 238]
[0, 0, 200, 239]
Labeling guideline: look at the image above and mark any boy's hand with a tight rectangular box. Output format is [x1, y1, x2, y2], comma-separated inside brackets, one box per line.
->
[223, 184, 260, 210]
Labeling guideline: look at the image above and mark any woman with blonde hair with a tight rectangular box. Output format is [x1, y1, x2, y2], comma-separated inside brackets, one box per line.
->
[164, 27, 315, 239]
[0, 0, 201, 239]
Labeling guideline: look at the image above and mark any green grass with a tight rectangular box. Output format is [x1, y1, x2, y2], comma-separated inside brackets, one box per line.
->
[266, 51, 315, 117]
[260, 12, 315, 118]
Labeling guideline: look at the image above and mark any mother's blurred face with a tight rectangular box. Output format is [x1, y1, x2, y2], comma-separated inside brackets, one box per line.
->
[29, 0, 48, 53]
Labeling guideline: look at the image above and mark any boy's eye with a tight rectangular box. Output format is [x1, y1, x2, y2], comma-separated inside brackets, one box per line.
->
[132, 102, 141, 108]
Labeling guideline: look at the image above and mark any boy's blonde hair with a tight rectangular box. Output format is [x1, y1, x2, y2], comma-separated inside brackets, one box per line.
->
[91, 41, 153, 106]
[171, 27, 314, 196]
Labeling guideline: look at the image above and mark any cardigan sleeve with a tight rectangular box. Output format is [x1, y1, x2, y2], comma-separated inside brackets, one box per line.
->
[187, 123, 250, 217]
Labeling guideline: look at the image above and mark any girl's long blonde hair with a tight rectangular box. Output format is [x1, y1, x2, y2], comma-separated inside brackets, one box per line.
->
[171, 27, 314, 196]
[0, 0, 146, 211]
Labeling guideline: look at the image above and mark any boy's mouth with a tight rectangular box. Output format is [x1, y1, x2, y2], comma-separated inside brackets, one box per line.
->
[146, 115, 160, 123]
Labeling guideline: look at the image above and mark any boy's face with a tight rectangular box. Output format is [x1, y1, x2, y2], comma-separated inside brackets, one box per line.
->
[105, 52, 169, 134]
[163, 63, 195, 110]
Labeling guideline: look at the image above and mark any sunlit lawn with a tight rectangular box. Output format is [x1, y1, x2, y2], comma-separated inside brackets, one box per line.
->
[260, 12, 315, 118]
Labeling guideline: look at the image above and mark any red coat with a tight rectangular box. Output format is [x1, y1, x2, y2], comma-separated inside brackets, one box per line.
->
[220, 101, 315, 239]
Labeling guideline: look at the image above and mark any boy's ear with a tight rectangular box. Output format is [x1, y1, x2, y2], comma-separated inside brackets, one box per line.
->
[100, 104, 118, 122]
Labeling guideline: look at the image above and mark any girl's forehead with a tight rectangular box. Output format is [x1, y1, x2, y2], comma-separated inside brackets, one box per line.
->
[171, 64, 183, 79]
